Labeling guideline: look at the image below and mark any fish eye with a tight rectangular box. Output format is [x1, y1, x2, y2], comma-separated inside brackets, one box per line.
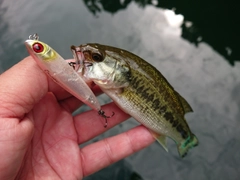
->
[32, 42, 44, 53]
[91, 53, 103, 62]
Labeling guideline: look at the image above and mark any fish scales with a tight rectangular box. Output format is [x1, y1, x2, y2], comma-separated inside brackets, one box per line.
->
[102, 45, 187, 116]
[105, 67, 189, 142]
[71, 43, 198, 157]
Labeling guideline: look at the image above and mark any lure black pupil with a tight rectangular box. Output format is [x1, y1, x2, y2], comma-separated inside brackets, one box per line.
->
[33, 43, 44, 53]
[92, 53, 102, 62]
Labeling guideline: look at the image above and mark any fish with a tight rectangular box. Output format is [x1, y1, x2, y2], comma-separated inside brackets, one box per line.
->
[24, 34, 103, 113]
[71, 43, 198, 157]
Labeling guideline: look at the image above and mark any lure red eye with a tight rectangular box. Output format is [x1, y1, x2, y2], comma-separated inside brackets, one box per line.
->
[32, 43, 44, 53]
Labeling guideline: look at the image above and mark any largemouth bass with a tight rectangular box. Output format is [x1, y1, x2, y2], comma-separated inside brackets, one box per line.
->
[71, 43, 198, 157]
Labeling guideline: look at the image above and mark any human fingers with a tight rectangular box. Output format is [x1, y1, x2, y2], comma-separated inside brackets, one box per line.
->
[80, 125, 155, 177]
[74, 102, 130, 144]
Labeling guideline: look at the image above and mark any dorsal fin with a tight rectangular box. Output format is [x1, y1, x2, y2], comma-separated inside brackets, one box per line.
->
[175, 91, 193, 114]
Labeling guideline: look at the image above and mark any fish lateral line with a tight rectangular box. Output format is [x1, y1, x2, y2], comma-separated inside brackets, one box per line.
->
[98, 110, 115, 128]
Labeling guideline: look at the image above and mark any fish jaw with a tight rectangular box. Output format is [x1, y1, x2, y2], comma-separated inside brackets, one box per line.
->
[25, 39, 101, 111]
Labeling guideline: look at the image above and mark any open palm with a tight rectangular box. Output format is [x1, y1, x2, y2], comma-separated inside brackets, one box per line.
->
[0, 57, 154, 180]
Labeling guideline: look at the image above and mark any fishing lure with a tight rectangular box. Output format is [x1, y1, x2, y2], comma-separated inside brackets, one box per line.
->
[25, 34, 112, 127]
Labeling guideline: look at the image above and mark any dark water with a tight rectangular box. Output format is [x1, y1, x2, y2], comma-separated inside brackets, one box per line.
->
[1, 0, 240, 180]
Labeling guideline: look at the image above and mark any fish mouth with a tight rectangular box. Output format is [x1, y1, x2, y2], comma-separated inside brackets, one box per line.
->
[70, 46, 93, 73]
[70, 46, 83, 72]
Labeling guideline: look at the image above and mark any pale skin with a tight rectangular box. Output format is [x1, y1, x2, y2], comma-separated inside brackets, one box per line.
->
[0, 56, 155, 180]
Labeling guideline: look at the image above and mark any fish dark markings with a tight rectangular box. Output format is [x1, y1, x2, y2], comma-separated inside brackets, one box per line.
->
[152, 99, 160, 111]
[135, 80, 141, 89]
[169, 118, 174, 124]
[126, 71, 132, 81]
[131, 76, 136, 82]
[164, 112, 174, 122]
[159, 106, 167, 113]
[134, 80, 140, 89]
[164, 93, 170, 102]
[176, 124, 188, 139]
[141, 88, 150, 100]
[172, 120, 178, 127]
[136, 86, 144, 94]
[148, 94, 154, 102]
[131, 77, 139, 88]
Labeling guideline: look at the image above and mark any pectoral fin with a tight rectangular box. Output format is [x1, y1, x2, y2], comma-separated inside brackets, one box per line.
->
[149, 130, 168, 152]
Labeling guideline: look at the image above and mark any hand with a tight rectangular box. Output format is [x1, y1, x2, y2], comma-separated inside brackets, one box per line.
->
[0, 56, 154, 180]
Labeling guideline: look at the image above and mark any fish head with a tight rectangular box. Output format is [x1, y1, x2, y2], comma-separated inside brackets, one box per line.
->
[71, 43, 131, 89]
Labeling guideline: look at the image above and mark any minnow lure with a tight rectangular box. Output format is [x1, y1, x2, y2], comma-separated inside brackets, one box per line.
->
[25, 35, 112, 127]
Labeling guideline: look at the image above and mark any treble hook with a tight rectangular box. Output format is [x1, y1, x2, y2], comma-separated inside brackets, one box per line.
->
[68, 62, 77, 70]
[98, 110, 115, 128]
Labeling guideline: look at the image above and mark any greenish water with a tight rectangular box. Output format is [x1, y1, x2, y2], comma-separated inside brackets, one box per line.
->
[1, 0, 240, 180]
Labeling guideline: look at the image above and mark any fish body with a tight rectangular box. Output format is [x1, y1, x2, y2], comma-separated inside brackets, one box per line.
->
[25, 38, 101, 111]
[71, 43, 198, 157]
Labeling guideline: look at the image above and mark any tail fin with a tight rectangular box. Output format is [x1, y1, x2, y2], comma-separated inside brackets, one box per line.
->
[177, 133, 198, 157]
